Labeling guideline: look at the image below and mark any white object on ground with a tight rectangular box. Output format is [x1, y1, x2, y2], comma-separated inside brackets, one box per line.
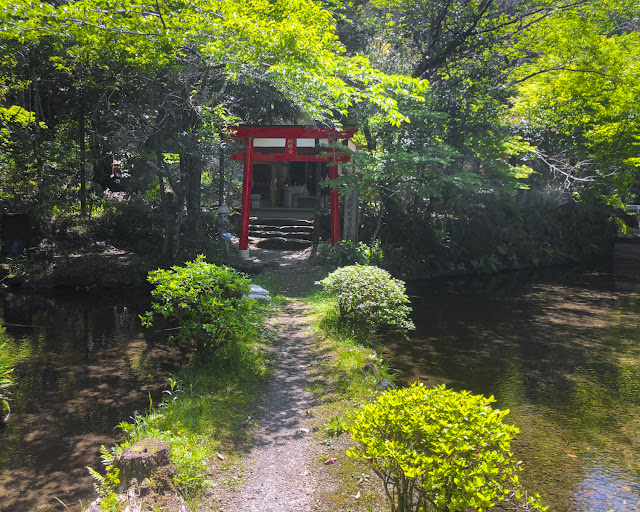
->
[246, 284, 271, 301]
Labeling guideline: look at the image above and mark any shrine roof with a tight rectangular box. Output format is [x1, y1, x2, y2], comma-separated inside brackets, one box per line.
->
[228, 125, 357, 139]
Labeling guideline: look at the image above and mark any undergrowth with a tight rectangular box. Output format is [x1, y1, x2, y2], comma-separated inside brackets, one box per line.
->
[304, 288, 397, 511]
[88, 300, 277, 511]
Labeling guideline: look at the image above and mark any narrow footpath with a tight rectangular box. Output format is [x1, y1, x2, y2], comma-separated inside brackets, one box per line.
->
[222, 300, 317, 512]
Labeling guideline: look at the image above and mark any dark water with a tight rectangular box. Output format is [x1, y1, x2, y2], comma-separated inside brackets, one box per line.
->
[0, 289, 185, 512]
[387, 268, 640, 511]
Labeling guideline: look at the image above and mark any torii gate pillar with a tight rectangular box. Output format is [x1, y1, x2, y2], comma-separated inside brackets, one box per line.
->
[239, 137, 254, 259]
[329, 144, 340, 245]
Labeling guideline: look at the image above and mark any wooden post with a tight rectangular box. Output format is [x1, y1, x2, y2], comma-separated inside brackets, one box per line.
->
[343, 187, 359, 242]
[239, 137, 254, 258]
[329, 143, 340, 245]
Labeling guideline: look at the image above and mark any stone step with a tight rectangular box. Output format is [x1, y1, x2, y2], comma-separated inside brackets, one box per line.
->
[249, 224, 313, 236]
[250, 230, 313, 241]
[255, 237, 313, 250]
[250, 217, 314, 227]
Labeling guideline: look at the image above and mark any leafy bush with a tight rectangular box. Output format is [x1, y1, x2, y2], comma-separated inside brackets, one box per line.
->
[0, 338, 13, 408]
[0, 329, 17, 421]
[141, 255, 257, 357]
[347, 383, 546, 512]
[316, 240, 383, 267]
[320, 265, 414, 333]
[88, 200, 164, 254]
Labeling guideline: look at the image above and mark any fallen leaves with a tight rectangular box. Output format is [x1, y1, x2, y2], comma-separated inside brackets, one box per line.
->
[324, 457, 338, 465]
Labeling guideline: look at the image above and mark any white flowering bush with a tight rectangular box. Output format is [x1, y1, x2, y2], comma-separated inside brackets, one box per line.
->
[320, 264, 414, 333]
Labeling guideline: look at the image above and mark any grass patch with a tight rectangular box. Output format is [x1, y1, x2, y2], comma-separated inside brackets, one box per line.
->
[302, 288, 398, 511]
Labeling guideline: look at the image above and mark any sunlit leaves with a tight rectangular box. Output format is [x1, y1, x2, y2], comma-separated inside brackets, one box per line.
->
[0, 0, 423, 124]
[513, 0, 640, 197]
[348, 383, 547, 511]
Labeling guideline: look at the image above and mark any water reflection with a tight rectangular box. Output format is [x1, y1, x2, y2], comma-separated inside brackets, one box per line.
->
[0, 290, 186, 512]
[572, 449, 640, 512]
[384, 269, 640, 511]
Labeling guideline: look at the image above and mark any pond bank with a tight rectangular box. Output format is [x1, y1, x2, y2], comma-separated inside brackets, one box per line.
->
[0, 250, 158, 290]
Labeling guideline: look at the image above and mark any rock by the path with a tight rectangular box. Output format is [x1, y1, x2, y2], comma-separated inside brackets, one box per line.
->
[0, 398, 9, 426]
[88, 498, 102, 512]
[246, 284, 272, 301]
[375, 378, 396, 392]
[361, 363, 381, 376]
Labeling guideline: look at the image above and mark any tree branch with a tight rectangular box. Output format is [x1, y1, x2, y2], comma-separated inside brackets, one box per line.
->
[534, 150, 616, 186]
[61, 18, 161, 37]
[513, 65, 617, 85]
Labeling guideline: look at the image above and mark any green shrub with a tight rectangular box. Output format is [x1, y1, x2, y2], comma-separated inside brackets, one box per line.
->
[320, 265, 414, 333]
[141, 255, 257, 357]
[0, 328, 15, 399]
[347, 383, 546, 512]
[0, 345, 13, 420]
[316, 240, 383, 267]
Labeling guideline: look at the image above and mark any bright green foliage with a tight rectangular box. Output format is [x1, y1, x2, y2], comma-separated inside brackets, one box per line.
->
[0, 0, 422, 126]
[0, 331, 13, 399]
[141, 255, 256, 357]
[0, 326, 32, 424]
[320, 265, 414, 333]
[513, 0, 640, 202]
[347, 383, 546, 512]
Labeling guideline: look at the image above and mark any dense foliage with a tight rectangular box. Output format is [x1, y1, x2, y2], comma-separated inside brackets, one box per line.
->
[0, 0, 419, 262]
[0, 0, 637, 275]
[320, 264, 414, 333]
[141, 255, 257, 357]
[347, 383, 546, 512]
[316, 239, 384, 267]
[331, 0, 637, 275]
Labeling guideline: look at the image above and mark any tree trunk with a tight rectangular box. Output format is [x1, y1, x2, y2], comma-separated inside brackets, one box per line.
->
[185, 153, 202, 225]
[218, 144, 225, 207]
[78, 101, 87, 216]
[32, 78, 53, 239]
[180, 150, 202, 253]
[156, 152, 173, 259]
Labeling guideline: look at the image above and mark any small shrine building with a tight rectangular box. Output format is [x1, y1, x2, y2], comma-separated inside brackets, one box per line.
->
[229, 125, 357, 258]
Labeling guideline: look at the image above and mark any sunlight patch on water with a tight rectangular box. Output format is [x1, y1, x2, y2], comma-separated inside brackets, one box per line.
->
[571, 449, 640, 512]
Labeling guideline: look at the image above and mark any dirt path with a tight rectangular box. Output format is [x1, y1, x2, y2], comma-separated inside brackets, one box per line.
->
[215, 248, 332, 511]
[222, 300, 318, 512]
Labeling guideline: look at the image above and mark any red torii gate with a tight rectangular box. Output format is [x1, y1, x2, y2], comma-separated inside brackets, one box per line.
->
[229, 125, 357, 258]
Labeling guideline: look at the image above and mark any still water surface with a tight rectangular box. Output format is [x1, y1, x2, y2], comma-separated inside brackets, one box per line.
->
[0, 289, 185, 512]
[390, 268, 640, 511]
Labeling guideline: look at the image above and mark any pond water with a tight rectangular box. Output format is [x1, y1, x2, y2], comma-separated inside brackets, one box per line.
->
[0, 289, 186, 512]
[388, 267, 640, 511]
